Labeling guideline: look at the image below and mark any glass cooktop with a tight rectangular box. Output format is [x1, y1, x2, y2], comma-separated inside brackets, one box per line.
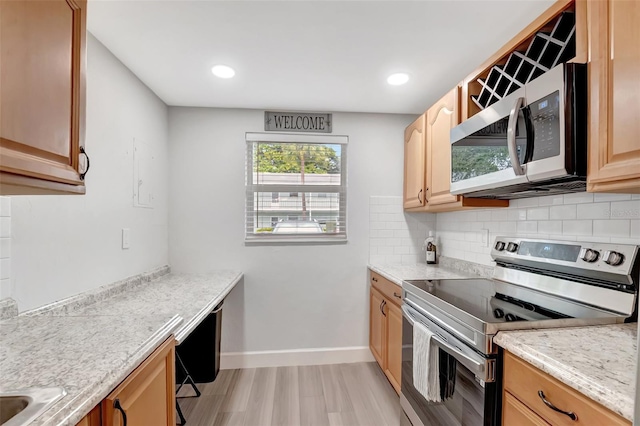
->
[403, 278, 621, 326]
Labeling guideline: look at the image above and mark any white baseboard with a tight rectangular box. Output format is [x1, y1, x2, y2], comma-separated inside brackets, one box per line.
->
[220, 346, 375, 369]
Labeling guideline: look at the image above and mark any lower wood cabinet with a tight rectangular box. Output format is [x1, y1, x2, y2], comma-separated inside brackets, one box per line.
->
[502, 350, 630, 426]
[369, 270, 402, 394]
[76, 337, 176, 426]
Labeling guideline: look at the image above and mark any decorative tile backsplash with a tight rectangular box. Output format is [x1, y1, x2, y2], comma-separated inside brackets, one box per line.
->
[370, 194, 640, 267]
[369, 196, 436, 265]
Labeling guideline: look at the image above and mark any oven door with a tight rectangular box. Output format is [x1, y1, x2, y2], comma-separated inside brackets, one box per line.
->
[450, 89, 530, 195]
[400, 304, 500, 426]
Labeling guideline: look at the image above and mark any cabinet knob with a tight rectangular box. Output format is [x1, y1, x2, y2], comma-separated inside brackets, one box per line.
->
[114, 399, 128, 426]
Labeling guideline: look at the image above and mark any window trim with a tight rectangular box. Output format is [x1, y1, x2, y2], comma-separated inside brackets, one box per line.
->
[245, 132, 348, 244]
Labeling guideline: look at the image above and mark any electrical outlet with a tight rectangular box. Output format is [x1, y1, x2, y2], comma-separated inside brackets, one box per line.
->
[122, 228, 131, 249]
[481, 229, 489, 247]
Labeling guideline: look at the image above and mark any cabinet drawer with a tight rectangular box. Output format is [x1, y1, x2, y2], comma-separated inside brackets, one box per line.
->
[503, 391, 549, 426]
[503, 351, 630, 426]
[369, 271, 402, 306]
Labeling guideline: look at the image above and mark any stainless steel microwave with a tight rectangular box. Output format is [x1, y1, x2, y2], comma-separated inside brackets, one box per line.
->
[450, 63, 587, 199]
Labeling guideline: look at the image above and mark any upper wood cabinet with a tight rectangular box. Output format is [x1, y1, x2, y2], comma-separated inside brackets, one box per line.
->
[426, 87, 461, 207]
[403, 88, 508, 212]
[586, 0, 640, 193]
[403, 114, 426, 209]
[0, 0, 88, 195]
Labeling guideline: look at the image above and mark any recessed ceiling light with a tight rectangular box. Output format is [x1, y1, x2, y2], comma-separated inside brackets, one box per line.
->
[387, 73, 409, 86]
[211, 65, 235, 79]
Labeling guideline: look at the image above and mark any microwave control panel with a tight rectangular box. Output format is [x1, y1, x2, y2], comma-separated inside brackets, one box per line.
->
[528, 90, 561, 161]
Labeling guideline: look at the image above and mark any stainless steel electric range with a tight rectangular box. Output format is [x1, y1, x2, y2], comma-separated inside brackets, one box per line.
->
[400, 237, 639, 426]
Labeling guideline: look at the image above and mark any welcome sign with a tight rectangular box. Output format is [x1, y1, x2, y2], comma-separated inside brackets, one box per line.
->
[264, 111, 332, 133]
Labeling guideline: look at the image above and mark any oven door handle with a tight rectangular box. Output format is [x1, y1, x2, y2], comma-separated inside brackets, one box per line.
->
[402, 304, 494, 383]
[507, 96, 526, 176]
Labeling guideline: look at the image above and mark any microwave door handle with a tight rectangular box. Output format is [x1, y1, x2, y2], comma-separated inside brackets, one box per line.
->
[507, 97, 525, 176]
[401, 304, 491, 382]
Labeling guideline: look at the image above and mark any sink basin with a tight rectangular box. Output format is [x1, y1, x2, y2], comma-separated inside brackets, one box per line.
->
[0, 387, 66, 426]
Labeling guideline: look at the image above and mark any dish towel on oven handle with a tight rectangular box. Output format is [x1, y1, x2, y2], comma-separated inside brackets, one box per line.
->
[413, 320, 441, 403]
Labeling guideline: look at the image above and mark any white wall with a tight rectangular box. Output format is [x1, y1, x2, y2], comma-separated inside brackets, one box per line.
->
[9, 34, 170, 311]
[436, 193, 640, 265]
[168, 107, 413, 354]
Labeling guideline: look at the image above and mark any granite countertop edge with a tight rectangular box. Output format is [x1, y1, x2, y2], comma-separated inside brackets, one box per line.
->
[45, 315, 183, 426]
[174, 272, 243, 344]
[2, 269, 244, 426]
[494, 330, 634, 421]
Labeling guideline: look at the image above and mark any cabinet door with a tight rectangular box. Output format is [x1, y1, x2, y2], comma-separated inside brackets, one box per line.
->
[384, 301, 402, 394]
[587, 0, 640, 193]
[76, 405, 101, 426]
[403, 114, 426, 208]
[369, 287, 386, 368]
[103, 338, 176, 426]
[0, 0, 86, 194]
[426, 87, 461, 206]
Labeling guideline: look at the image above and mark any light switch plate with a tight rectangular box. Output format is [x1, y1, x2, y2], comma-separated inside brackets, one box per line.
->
[122, 228, 131, 249]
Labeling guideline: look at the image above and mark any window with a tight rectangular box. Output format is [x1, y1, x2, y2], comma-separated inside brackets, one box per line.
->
[246, 132, 347, 242]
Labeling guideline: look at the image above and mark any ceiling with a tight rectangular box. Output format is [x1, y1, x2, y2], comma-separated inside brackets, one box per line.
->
[88, 0, 555, 115]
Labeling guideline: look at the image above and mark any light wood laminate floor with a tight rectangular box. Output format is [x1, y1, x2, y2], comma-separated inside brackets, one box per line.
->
[178, 362, 404, 426]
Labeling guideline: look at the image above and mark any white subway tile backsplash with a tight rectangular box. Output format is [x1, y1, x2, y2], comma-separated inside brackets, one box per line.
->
[576, 202, 610, 220]
[0, 218, 10, 238]
[538, 220, 563, 235]
[610, 200, 640, 220]
[0, 279, 10, 299]
[371, 193, 638, 267]
[0, 239, 10, 259]
[550, 205, 576, 220]
[593, 220, 630, 238]
[562, 220, 592, 236]
[499, 221, 518, 234]
[563, 192, 594, 204]
[515, 198, 539, 208]
[0, 197, 10, 217]
[593, 193, 632, 202]
[516, 221, 538, 234]
[491, 210, 509, 221]
[537, 195, 564, 206]
[527, 208, 549, 221]
[0, 258, 9, 280]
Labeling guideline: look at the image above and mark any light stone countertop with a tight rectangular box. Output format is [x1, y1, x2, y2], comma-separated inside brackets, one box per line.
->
[494, 324, 637, 421]
[0, 270, 243, 426]
[368, 261, 479, 286]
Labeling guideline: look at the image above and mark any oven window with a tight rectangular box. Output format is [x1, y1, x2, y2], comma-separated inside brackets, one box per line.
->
[451, 114, 527, 183]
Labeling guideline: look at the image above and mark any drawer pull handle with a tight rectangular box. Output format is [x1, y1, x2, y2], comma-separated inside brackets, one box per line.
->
[538, 390, 577, 421]
[114, 398, 128, 425]
[372, 277, 378, 282]
[393, 292, 402, 299]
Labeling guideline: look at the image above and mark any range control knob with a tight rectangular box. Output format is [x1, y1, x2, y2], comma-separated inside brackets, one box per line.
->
[494, 241, 506, 251]
[506, 242, 518, 253]
[603, 250, 625, 266]
[580, 248, 600, 263]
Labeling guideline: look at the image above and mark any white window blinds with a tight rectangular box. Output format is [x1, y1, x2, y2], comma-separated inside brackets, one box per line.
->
[245, 133, 348, 243]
